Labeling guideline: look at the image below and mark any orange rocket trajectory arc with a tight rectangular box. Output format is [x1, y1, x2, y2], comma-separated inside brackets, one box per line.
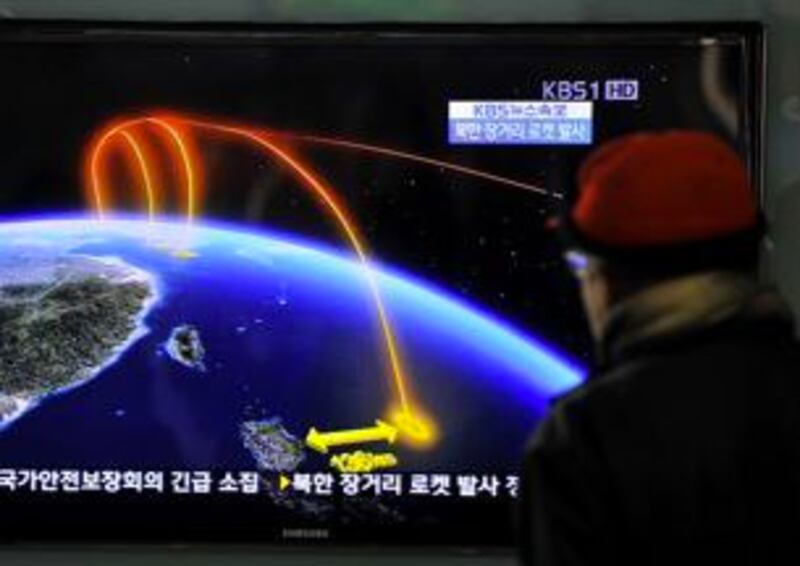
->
[83, 110, 552, 449]
[116, 130, 157, 221]
[173, 117, 436, 447]
[281, 133, 554, 198]
[86, 116, 199, 224]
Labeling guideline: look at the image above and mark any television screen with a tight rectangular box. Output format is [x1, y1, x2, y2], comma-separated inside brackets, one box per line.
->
[0, 22, 762, 547]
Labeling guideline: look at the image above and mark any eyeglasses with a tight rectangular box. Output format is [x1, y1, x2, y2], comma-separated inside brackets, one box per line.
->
[564, 250, 593, 278]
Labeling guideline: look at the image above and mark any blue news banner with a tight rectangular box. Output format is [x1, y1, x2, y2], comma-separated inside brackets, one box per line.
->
[448, 101, 594, 146]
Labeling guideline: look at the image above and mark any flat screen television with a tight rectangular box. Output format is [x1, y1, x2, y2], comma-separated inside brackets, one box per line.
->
[0, 21, 763, 548]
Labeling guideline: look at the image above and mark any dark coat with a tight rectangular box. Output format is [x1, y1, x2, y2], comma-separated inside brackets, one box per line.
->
[520, 276, 800, 565]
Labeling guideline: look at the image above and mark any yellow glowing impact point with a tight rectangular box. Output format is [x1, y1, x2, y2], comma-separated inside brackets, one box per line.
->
[305, 420, 398, 455]
[279, 474, 292, 491]
[388, 407, 438, 449]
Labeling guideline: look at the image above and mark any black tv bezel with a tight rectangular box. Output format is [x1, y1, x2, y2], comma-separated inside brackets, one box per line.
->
[0, 20, 765, 554]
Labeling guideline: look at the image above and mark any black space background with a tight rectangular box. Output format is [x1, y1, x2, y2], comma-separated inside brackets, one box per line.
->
[0, 27, 759, 548]
[0, 30, 753, 365]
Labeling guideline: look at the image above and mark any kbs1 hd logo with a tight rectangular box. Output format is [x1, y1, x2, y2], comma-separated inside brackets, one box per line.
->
[541, 80, 639, 102]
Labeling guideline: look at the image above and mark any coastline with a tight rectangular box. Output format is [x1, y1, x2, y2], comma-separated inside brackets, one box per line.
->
[0, 254, 161, 431]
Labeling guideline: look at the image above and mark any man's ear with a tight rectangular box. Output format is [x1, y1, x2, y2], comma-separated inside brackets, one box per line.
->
[578, 263, 612, 341]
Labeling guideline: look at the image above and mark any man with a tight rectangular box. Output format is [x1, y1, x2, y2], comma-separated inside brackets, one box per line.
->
[520, 131, 800, 565]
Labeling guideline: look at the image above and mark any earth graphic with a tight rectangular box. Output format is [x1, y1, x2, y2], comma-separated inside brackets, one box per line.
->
[0, 216, 583, 476]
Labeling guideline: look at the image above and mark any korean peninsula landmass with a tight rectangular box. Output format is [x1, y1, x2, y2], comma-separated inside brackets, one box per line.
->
[0, 254, 157, 425]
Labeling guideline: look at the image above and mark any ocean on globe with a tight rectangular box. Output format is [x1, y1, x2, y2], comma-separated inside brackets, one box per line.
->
[0, 216, 583, 474]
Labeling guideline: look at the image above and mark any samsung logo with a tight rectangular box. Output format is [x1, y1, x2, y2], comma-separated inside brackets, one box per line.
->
[282, 528, 330, 540]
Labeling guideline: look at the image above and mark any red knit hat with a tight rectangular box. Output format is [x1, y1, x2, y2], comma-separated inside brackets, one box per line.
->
[559, 131, 761, 262]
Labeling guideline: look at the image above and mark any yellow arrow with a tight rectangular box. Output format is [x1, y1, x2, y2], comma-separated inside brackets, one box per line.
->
[279, 474, 292, 491]
[305, 420, 399, 454]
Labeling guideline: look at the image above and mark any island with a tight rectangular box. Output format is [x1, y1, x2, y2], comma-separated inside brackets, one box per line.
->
[165, 324, 206, 372]
[241, 417, 306, 472]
